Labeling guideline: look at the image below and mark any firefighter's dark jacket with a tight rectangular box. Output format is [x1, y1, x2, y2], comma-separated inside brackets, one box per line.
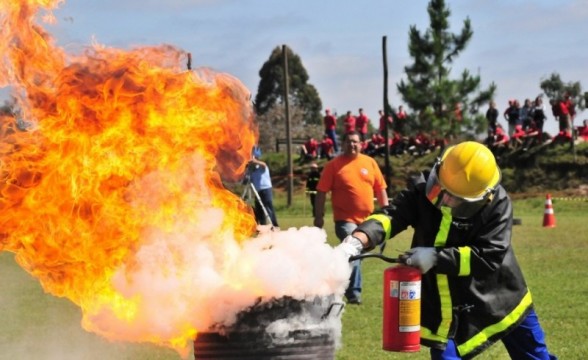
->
[355, 172, 533, 359]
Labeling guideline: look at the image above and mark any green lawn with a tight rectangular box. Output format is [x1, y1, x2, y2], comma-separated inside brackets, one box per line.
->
[1, 196, 587, 359]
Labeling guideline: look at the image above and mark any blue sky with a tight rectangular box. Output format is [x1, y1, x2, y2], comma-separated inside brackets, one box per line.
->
[4, 0, 588, 135]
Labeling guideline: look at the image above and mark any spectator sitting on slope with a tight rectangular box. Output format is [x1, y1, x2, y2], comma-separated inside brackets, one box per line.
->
[577, 119, 588, 142]
[299, 135, 319, 163]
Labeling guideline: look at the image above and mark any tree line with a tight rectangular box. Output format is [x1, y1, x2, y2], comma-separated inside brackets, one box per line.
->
[253, 0, 586, 152]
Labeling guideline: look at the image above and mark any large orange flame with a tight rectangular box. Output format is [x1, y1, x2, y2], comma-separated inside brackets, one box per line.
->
[1, 1, 351, 356]
[0, 0, 301, 355]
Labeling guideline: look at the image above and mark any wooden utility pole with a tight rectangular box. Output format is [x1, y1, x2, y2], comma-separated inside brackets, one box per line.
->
[282, 45, 293, 206]
[382, 36, 392, 191]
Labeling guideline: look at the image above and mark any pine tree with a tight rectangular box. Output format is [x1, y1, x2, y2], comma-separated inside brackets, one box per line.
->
[540, 73, 584, 111]
[397, 0, 496, 138]
[254, 46, 322, 125]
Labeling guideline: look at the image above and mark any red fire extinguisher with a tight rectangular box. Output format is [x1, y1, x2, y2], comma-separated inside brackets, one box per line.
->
[383, 265, 421, 352]
[350, 254, 421, 352]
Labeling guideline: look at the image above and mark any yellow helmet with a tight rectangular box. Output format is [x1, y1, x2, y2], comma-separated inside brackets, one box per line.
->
[425, 141, 501, 218]
[439, 141, 500, 199]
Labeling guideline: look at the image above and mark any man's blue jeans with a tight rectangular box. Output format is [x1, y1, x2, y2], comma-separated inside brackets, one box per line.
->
[335, 221, 361, 302]
[325, 129, 338, 153]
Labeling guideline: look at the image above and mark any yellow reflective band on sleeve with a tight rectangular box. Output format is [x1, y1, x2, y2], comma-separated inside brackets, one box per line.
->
[436, 274, 453, 339]
[420, 326, 448, 344]
[458, 246, 472, 276]
[434, 207, 452, 247]
[365, 213, 392, 240]
[457, 290, 534, 358]
[419, 276, 453, 343]
[424, 207, 453, 341]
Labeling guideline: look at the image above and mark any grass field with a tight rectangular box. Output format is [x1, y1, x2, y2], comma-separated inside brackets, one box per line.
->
[1, 195, 587, 359]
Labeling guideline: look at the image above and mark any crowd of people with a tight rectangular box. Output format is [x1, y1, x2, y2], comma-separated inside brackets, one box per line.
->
[485, 94, 584, 156]
[299, 106, 448, 163]
[299, 97, 585, 164]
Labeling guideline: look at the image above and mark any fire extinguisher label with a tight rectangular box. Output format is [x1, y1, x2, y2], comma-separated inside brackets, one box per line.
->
[399, 281, 420, 300]
[399, 281, 421, 332]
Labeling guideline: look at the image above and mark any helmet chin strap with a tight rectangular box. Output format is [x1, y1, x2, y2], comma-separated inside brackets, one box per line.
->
[486, 191, 495, 203]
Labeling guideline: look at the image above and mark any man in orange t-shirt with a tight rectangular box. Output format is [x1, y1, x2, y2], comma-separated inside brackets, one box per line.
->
[313, 131, 388, 304]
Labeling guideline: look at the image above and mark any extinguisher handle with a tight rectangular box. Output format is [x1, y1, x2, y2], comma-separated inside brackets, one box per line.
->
[349, 253, 401, 263]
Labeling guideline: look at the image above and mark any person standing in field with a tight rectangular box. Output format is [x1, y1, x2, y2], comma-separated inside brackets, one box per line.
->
[485, 100, 498, 135]
[343, 111, 356, 136]
[355, 108, 369, 141]
[248, 149, 279, 229]
[504, 99, 520, 137]
[336, 141, 557, 359]
[532, 96, 547, 143]
[305, 163, 321, 217]
[313, 131, 388, 304]
[394, 105, 407, 134]
[323, 108, 338, 154]
[378, 109, 393, 136]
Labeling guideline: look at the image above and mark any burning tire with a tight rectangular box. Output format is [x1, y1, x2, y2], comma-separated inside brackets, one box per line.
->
[194, 296, 343, 359]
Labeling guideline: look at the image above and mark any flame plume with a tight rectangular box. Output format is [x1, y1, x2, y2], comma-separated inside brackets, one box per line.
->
[1, 0, 350, 356]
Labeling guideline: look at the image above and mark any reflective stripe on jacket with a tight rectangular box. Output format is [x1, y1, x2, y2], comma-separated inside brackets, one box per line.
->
[355, 172, 533, 359]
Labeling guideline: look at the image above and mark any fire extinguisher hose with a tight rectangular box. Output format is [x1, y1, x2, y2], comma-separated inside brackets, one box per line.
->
[349, 253, 401, 263]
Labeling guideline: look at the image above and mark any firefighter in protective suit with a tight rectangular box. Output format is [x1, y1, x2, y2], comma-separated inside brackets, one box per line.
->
[338, 141, 556, 359]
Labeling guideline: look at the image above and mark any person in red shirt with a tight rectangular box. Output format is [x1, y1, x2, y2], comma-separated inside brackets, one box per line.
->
[558, 97, 570, 134]
[521, 120, 541, 150]
[323, 108, 338, 153]
[558, 93, 575, 137]
[394, 105, 407, 134]
[389, 131, 407, 156]
[577, 119, 588, 142]
[486, 132, 508, 157]
[454, 102, 463, 123]
[552, 130, 573, 146]
[511, 124, 526, 148]
[299, 135, 318, 163]
[343, 111, 356, 135]
[412, 131, 432, 156]
[364, 132, 386, 157]
[430, 130, 447, 152]
[319, 134, 334, 160]
[493, 124, 510, 146]
[378, 109, 393, 136]
[550, 94, 574, 147]
[355, 108, 369, 141]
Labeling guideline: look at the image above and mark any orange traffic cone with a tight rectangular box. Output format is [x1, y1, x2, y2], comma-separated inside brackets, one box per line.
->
[542, 194, 556, 228]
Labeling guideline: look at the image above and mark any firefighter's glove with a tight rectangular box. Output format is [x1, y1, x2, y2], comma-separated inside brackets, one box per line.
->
[337, 235, 364, 258]
[400, 247, 437, 274]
